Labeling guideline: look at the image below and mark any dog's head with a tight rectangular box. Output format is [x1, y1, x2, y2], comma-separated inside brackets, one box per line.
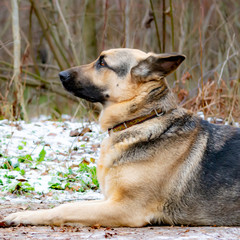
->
[59, 48, 185, 130]
[59, 48, 185, 105]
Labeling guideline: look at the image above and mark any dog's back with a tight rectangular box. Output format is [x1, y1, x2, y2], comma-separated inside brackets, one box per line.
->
[163, 119, 240, 226]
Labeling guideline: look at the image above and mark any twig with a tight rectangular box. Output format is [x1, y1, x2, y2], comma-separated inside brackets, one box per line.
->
[72, 101, 83, 119]
[0, 75, 79, 102]
[228, 81, 239, 125]
[0, 61, 52, 84]
[55, 0, 80, 65]
[29, 0, 69, 70]
[214, 0, 237, 53]
[197, 51, 239, 83]
[22, 63, 59, 70]
[28, 4, 40, 75]
[0, 40, 14, 58]
[162, 0, 166, 52]
[199, 0, 204, 110]
[169, 0, 177, 81]
[217, 34, 235, 85]
[0, 14, 11, 40]
[169, 0, 174, 52]
[178, 1, 185, 54]
[101, 0, 109, 50]
[149, 0, 161, 52]
[124, 0, 130, 48]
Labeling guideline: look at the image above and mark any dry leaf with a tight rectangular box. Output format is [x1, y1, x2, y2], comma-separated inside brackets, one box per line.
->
[69, 164, 79, 169]
[0, 221, 8, 228]
[80, 127, 92, 136]
[47, 133, 57, 137]
[16, 178, 27, 182]
[41, 170, 49, 176]
[81, 159, 90, 165]
[70, 129, 80, 137]
[70, 127, 92, 137]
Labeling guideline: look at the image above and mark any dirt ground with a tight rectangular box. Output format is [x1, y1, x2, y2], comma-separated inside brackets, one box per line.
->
[0, 203, 239, 240]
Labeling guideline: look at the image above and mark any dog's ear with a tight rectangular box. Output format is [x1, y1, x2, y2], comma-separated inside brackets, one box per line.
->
[131, 53, 185, 80]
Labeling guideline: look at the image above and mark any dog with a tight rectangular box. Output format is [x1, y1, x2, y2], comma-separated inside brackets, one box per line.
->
[4, 48, 240, 227]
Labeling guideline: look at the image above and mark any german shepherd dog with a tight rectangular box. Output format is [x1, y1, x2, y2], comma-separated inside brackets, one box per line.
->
[4, 48, 240, 227]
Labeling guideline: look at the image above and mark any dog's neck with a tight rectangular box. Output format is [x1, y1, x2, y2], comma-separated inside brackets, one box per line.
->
[107, 108, 164, 134]
[99, 82, 178, 132]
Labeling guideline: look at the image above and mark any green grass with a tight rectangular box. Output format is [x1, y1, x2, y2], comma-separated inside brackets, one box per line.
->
[48, 163, 99, 192]
[1, 145, 99, 196]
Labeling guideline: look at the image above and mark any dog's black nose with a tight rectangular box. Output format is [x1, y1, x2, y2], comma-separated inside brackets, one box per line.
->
[59, 70, 71, 82]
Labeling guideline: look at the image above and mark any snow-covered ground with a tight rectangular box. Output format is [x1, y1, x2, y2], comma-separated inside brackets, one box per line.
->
[0, 113, 239, 205]
[0, 116, 105, 204]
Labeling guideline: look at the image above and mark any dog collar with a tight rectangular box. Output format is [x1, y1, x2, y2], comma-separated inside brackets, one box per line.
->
[108, 108, 164, 134]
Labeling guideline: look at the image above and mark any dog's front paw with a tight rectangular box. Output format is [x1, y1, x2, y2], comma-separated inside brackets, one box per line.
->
[3, 211, 36, 226]
[3, 209, 54, 226]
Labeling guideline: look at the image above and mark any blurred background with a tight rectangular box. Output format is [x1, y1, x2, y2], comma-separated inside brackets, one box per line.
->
[0, 0, 239, 124]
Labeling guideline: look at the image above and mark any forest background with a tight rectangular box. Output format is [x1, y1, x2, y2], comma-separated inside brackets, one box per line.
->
[0, 0, 239, 124]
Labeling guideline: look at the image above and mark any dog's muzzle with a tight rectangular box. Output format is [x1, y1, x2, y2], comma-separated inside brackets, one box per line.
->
[58, 69, 107, 104]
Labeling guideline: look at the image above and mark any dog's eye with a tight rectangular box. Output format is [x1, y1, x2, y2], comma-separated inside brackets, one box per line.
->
[98, 56, 106, 68]
[100, 60, 105, 67]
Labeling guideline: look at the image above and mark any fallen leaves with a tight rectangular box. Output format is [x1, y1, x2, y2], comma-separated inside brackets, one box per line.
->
[16, 178, 27, 182]
[104, 231, 118, 238]
[0, 221, 8, 228]
[41, 170, 49, 176]
[178, 78, 240, 123]
[59, 225, 82, 232]
[81, 159, 90, 165]
[80, 127, 92, 136]
[69, 129, 80, 137]
[69, 164, 79, 169]
[70, 127, 92, 137]
[47, 133, 57, 137]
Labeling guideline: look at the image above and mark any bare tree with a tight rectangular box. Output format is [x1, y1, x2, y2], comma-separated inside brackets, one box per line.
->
[11, 0, 28, 120]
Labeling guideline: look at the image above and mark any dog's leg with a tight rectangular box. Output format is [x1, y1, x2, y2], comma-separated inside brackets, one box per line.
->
[4, 199, 147, 227]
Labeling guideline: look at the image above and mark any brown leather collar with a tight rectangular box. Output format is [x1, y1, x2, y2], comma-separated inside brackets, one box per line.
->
[108, 108, 164, 134]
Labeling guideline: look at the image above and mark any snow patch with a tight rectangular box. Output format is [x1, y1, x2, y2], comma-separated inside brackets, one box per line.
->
[0, 118, 105, 203]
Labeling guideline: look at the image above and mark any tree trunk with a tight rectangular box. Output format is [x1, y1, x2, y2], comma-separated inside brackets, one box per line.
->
[83, 0, 98, 61]
[11, 0, 28, 121]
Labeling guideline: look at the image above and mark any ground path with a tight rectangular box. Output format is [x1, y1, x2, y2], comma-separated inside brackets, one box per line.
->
[1, 203, 239, 240]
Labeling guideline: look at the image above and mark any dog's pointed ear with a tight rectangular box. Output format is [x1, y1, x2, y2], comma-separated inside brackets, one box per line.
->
[131, 53, 185, 80]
